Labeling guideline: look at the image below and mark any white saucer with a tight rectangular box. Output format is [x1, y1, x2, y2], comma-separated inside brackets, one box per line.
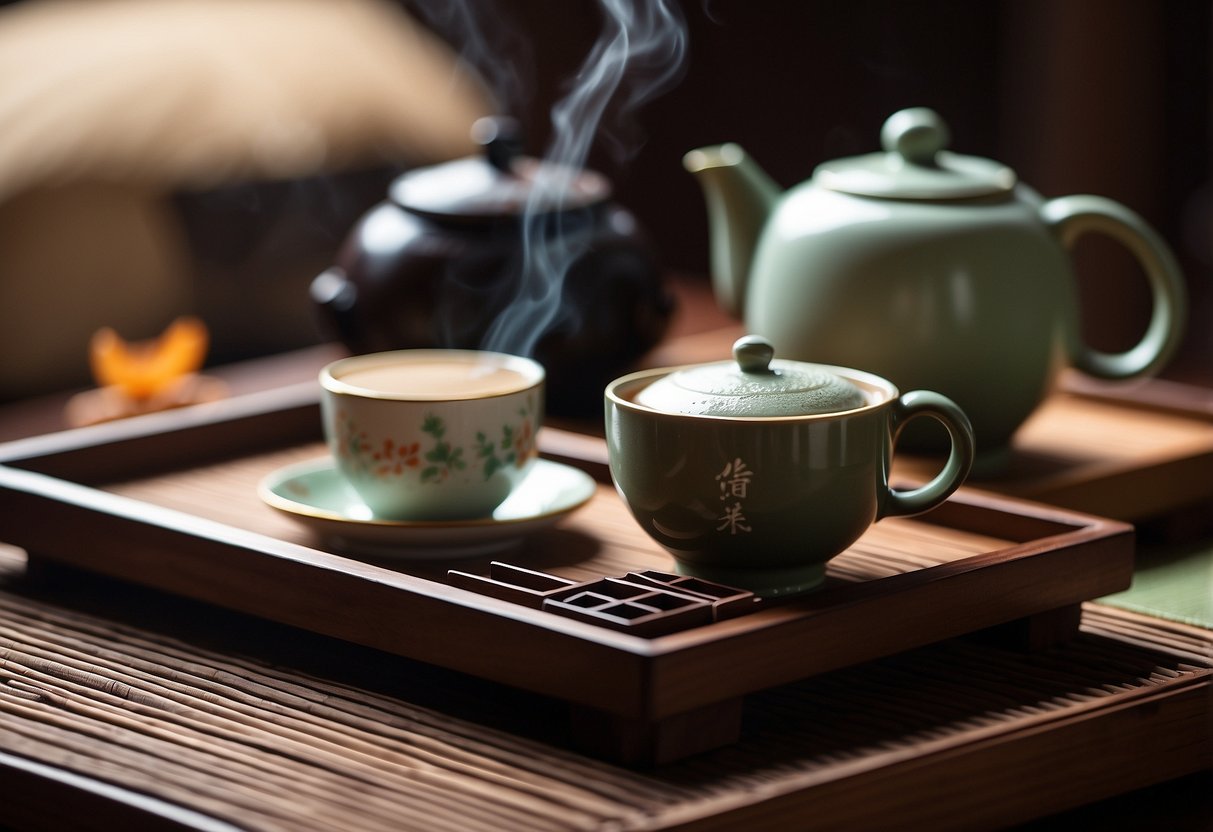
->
[259, 457, 597, 559]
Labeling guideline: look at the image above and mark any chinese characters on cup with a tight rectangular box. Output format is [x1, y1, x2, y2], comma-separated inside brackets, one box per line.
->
[716, 458, 753, 534]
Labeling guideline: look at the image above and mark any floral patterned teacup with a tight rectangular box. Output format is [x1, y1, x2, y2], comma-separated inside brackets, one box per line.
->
[320, 350, 543, 520]
[604, 340, 973, 596]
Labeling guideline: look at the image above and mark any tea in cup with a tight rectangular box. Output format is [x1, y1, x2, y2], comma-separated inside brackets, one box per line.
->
[605, 336, 974, 596]
[320, 349, 544, 520]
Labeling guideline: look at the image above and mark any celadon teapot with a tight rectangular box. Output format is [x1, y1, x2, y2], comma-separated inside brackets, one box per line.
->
[684, 107, 1187, 471]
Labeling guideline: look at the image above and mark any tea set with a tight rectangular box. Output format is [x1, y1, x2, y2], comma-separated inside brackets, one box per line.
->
[262, 107, 1186, 595]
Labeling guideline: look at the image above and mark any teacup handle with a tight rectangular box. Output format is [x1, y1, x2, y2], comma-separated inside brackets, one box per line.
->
[1041, 195, 1187, 380]
[881, 390, 975, 519]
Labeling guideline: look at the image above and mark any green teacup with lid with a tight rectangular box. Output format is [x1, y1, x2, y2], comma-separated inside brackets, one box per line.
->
[605, 336, 975, 596]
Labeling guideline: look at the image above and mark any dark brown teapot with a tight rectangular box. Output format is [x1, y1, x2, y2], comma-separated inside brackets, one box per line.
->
[311, 118, 672, 416]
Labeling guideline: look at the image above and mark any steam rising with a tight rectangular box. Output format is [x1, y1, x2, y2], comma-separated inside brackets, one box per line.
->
[485, 0, 687, 356]
[406, 0, 533, 121]
[411, 0, 688, 358]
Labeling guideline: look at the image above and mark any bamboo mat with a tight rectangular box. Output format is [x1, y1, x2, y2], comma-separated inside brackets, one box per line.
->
[1100, 540, 1213, 630]
[1, 544, 1210, 831]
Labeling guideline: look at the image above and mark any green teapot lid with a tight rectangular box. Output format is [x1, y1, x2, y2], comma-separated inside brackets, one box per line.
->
[814, 107, 1016, 200]
[634, 335, 866, 417]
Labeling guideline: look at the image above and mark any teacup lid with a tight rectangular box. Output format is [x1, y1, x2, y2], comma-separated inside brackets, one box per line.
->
[814, 107, 1017, 200]
[634, 335, 866, 417]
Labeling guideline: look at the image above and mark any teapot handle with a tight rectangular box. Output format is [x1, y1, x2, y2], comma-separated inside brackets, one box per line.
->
[1041, 195, 1187, 379]
[880, 391, 975, 519]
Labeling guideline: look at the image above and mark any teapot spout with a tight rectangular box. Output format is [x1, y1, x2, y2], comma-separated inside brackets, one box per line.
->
[683, 144, 781, 318]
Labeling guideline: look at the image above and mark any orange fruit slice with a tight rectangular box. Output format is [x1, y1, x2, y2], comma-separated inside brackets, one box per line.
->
[89, 316, 210, 400]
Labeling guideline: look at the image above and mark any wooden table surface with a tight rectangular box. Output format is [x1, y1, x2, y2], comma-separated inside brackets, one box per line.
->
[1, 276, 1211, 830]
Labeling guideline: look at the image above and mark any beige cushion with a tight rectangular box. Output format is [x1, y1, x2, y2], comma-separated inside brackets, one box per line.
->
[0, 0, 492, 197]
[0, 0, 491, 398]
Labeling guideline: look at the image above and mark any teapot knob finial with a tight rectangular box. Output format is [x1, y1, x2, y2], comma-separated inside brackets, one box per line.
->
[472, 116, 523, 173]
[882, 107, 950, 167]
[733, 335, 775, 374]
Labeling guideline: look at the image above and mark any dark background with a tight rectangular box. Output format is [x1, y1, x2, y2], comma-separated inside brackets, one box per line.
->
[446, 0, 1210, 381]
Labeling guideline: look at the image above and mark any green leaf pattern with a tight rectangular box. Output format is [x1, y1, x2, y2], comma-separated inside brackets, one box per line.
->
[335, 397, 537, 484]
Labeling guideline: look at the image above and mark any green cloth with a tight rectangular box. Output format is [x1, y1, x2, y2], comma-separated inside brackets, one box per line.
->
[1101, 539, 1213, 629]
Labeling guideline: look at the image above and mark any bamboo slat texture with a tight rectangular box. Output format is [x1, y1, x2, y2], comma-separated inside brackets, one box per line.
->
[0, 544, 1209, 832]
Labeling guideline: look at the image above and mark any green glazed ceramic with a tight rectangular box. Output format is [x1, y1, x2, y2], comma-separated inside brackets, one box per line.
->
[605, 337, 975, 596]
[634, 334, 866, 416]
[684, 107, 1187, 471]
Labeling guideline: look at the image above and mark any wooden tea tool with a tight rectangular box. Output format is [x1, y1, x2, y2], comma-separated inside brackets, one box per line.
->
[447, 562, 759, 637]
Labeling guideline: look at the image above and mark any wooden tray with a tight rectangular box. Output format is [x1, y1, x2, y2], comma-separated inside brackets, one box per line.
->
[0, 386, 1134, 763]
[897, 374, 1213, 525]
